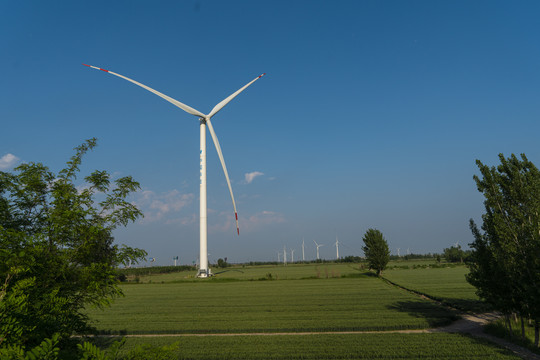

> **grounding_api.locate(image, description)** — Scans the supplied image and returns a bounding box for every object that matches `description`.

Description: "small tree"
[0,139,147,350]
[362,229,390,276]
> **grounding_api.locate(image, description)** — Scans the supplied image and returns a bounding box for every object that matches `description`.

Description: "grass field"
[87,262,519,359]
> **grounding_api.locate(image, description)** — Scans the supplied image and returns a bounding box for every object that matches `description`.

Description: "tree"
[217,258,229,268]
[362,228,390,276]
[0,139,147,351]
[467,153,540,346]
[442,245,471,263]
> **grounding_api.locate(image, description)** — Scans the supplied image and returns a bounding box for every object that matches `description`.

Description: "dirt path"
[427,312,540,360]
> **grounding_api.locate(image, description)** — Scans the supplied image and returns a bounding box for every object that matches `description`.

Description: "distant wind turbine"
[283,246,287,265]
[291,249,295,263]
[313,240,324,260]
[334,236,340,260]
[302,238,305,261]
[83,64,265,278]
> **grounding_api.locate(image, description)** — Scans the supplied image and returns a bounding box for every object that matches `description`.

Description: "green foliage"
[0,139,147,350]
[362,228,390,276]
[77,338,125,360]
[216,258,229,268]
[442,245,471,263]
[467,153,540,345]
[0,333,60,360]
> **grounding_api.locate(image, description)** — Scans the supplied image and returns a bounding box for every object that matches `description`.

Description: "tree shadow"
[388,300,460,328]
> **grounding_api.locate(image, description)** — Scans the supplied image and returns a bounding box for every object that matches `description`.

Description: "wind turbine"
[291,248,295,263]
[283,246,287,265]
[302,237,305,261]
[313,240,324,260]
[397,248,400,257]
[334,236,340,260]
[83,64,265,278]
[277,251,281,263]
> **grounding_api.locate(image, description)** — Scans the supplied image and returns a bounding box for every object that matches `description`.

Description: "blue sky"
[2,1,540,265]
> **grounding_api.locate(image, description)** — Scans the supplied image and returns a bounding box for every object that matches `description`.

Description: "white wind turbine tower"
[313,240,324,260]
[84,64,265,278]
[283,246,287,265]
[290,249,295,263]
[334,236,340,260]
[397,248,400,257]
[302,238,305,261]
[277,251,281,263]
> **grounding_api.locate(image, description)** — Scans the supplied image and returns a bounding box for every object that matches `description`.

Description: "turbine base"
[196,268,214,278]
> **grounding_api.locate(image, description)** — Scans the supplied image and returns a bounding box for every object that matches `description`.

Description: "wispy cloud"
[0,153,20,170]
[244,171,264,184]
[133,189,194,224]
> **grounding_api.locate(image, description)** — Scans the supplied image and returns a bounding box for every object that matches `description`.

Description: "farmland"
[114,333,519,359]
[383,264,484,311]
[86,262,522,359]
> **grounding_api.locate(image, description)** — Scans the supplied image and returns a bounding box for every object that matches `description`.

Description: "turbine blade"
[205,118,239,235]
[208,73,266,119]
[83,64,205,118]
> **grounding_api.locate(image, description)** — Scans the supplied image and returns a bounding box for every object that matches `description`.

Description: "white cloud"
[244,171,264,184]
[133,189,194,224]
[0,153,20,170]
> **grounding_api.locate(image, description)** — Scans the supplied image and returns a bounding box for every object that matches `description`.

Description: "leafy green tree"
[0,139,147,350]
[467,153,540,346]
[217,258,230,268]
[442,245,471,263]
[362,229,390,276]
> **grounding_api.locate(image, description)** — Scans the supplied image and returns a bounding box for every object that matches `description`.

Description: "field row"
[114,333,520,359]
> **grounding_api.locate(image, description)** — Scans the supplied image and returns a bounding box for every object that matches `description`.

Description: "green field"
[131,263,365,283]
[383,265,484,311]
[113,333,519,359]
[87,262,519,359]
[88,276,456,334]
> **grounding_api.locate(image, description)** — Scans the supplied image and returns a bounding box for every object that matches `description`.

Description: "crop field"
[382,265,484,311]
[88,262,519,359]
[87,276,457,334]
[113,333,519,359]
[131,262,365,283]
